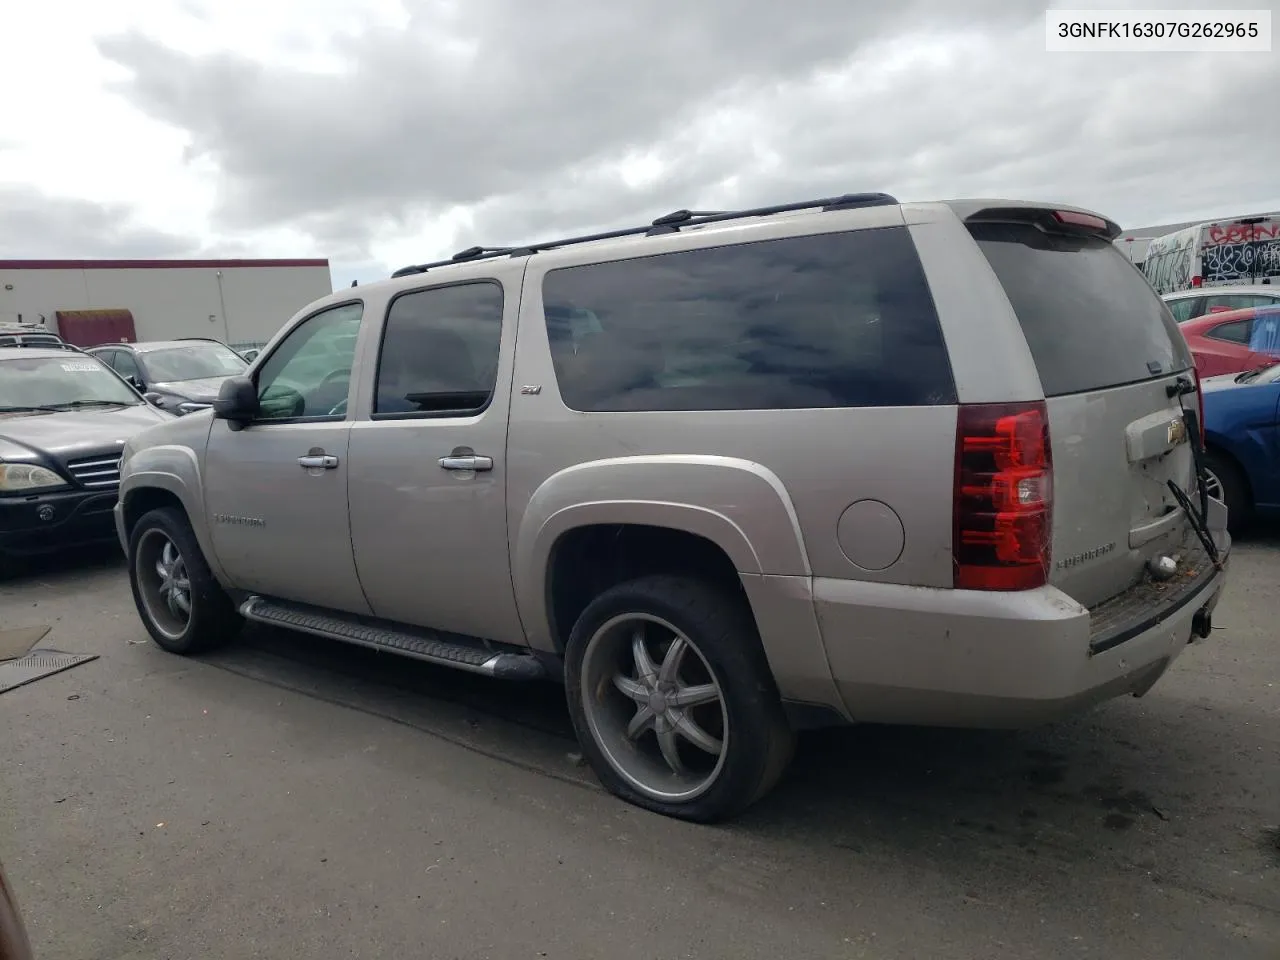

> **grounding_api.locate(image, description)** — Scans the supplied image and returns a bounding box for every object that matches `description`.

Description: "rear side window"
[541,227,956,412]
[1166,297,1200,323]
[970,222,1192,397]
[1207,319,1252,344]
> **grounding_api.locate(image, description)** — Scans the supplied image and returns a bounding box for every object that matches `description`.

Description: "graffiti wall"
[1142,228,1197,294]
[1201,221,1280,284]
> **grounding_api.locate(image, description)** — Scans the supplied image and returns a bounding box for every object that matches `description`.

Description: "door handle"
[439,455,493,472]
[298,454,339,469]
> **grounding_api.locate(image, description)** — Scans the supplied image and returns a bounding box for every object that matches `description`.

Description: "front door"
[204,300,371,615]
[347,275,525,645]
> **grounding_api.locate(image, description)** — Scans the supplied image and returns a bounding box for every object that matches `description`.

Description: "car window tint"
[1204,294,1274,313]
[254,302,364,420]
[970,222,1191,397]
[1208,319,1253,344]
[113,351,141,379]
[541,227,956,412]
[374,281,504,416]
[1166,297,1199,323]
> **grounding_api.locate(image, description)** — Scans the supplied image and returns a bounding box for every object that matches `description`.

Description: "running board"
[238,596,547,681]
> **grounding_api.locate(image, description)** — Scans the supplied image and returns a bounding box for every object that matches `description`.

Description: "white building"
[0,258,333,351]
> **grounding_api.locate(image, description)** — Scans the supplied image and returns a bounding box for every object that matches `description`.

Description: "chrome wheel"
[135,529,192,641]
[580,612,729,803]
[1202,468,1224,502]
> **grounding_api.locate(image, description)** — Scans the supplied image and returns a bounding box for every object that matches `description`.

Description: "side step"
[238,596,547,681]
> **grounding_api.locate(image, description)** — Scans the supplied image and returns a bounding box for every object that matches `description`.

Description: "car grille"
[66,454,123,490]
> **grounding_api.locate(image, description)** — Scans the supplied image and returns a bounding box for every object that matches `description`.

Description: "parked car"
[85,339,249,415]
[115,194,1230,823]
[0,861,33,960]
[1180,304,1280,378]
[1162,284,1280,324]
[1200,360,1280,533]
[0,347,172,573]
[0,323,74,351]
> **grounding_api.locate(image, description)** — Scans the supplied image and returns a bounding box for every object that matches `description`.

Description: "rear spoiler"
[947,201,1123,241]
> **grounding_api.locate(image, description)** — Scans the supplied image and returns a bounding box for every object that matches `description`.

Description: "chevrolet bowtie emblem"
[1167,417,1188,446]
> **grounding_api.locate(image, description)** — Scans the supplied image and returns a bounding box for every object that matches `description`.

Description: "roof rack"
[390,191,898,278]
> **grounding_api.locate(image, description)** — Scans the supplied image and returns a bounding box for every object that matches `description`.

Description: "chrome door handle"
[439,455,493,472]
[298,454,339,469]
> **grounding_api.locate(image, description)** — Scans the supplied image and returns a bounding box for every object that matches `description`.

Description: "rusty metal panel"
[54,309,137,347]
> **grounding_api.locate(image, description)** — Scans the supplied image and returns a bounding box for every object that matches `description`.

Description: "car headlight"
[0,463,68,493]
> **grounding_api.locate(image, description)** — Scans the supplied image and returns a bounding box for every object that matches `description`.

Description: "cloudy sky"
[1,0,1275,288]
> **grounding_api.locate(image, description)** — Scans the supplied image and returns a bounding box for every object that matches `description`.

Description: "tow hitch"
[1191,606,1213,640]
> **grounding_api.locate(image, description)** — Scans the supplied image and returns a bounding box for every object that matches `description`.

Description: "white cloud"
[0,0,1276,287]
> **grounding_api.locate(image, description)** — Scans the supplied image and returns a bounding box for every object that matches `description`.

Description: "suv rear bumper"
[808,535,1229,729]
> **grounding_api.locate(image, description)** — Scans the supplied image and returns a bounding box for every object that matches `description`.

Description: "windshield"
[0,355,141,410]
[143,343,248,382]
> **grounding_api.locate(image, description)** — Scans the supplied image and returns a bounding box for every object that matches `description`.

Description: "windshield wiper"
[45,399,136,409]
[1235,361,1279,383]
[0,400,135,413]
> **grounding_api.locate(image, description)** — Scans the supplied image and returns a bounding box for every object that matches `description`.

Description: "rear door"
[967,216,1203,609]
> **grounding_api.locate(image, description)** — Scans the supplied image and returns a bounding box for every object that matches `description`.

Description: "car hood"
[150,376,236,402]
[0,404,172,459]
[1200,367,1276,395]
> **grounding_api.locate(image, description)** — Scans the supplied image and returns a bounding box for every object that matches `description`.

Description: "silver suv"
[115,193,1231,822]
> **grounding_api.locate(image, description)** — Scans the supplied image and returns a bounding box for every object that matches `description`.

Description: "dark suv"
[87,339,250,415]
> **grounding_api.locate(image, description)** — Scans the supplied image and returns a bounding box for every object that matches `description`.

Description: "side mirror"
[143,392,165,407]
[212,376,259,430]
[127,375,145,391]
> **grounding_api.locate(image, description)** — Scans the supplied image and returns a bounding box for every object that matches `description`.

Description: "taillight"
[953,402,1053,591]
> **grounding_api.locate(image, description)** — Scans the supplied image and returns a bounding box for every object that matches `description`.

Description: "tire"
[127,506,241,655]
[564,574,795,823]
[1203,450,1251,535]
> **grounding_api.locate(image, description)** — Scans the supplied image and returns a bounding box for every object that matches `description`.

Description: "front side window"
[541,227,956,412]
[374,281,504,416]
[113,351,142,380]
[0,354,143,411]
[254,302,364,421]
[141,342,247,383]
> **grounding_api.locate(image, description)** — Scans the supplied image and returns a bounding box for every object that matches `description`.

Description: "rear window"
[541,226,957,412]
[971,222,1193,397]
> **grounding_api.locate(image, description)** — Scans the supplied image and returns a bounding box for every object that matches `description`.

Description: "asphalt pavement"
[1,536,1277,960]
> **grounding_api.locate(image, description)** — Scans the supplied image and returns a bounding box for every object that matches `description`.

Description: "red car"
[1181,304,1280,378]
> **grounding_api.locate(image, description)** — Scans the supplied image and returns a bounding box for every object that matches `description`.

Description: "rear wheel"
[564,575,794,823]
[1202,450,1251,534]
[128,507,241,654]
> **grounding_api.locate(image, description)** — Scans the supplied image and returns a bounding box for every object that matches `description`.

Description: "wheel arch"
[118,445,228,586]
[512,455,812,655]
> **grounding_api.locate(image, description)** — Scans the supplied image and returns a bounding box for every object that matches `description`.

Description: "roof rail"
[390,191,898,278]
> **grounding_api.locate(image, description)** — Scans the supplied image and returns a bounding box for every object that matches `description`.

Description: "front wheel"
[127,506,241,654]
[564,575,794,823]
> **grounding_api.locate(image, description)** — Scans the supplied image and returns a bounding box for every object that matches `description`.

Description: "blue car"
[1200,361,1280,532]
